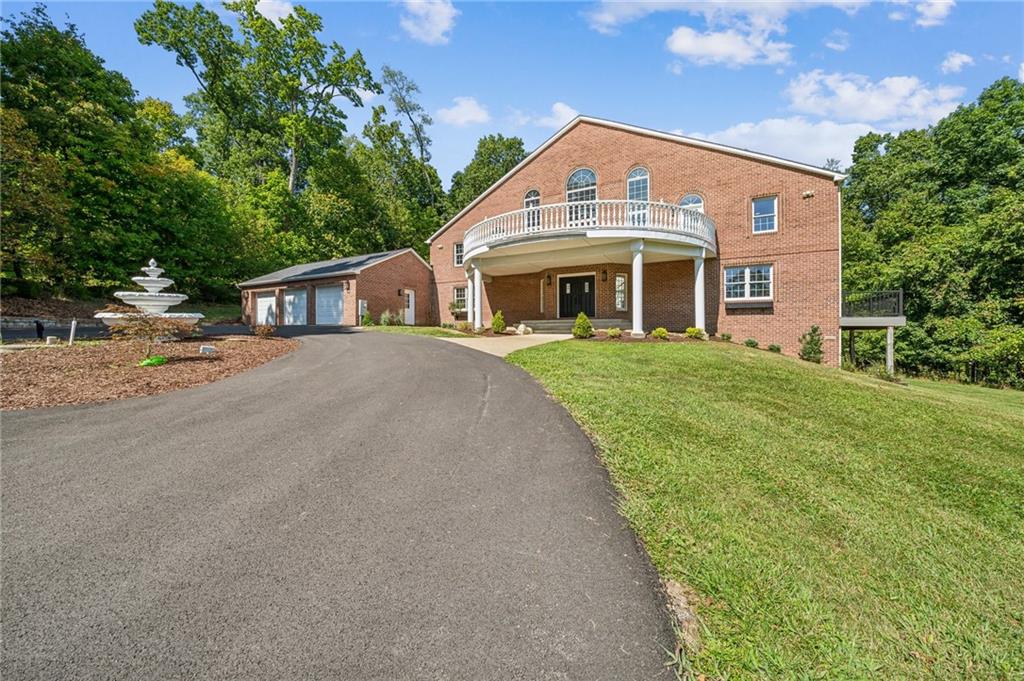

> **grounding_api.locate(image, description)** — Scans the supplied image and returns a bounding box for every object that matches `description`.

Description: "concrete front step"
[520,318,629,333]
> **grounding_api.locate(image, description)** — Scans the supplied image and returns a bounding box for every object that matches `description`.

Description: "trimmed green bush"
[744,338,759,348]
[360,311,374,326]
[492,310,506,334]
[572,312,594,339]
[607,327,622,339]
[686,327,707,340]
[799,325,824,363]
[720,332,732,342]
[651,327,670,340]
[768,344,782,353]
[456,321,474,333]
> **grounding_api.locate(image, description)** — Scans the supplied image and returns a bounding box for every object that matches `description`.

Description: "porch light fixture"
[545,274,552,286]
[398,288,403,297]
[601,270,608,282]
[344,281,350,291]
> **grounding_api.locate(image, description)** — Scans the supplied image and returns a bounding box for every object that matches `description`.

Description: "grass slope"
[508,340,1024,679]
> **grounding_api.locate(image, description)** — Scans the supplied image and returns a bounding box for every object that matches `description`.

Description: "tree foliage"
[842,77,1024,383]
[446,134,527,217]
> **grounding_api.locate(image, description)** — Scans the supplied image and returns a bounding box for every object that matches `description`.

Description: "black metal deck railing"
[841,290,904,317]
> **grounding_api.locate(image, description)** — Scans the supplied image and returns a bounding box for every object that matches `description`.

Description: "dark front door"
[559,275,596,318]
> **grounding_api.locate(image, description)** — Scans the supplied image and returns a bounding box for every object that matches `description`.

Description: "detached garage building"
[239,248,434,327]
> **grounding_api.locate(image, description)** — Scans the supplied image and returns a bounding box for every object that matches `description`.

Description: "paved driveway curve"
[1,331,673,680]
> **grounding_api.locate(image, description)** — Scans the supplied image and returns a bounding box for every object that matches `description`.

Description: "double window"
[752,196,778,233]
[524,189,541,228]
[626,167,649,225]
[725,265,773,300]
[453,242,464,266]
[566,168,597,225]
[614,274,628,312]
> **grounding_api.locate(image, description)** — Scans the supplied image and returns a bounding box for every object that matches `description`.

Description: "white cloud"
[255,0,293,23]
[888,0,955,27]
[436,96,490,126]
[399,0,459,45]
[785,69,964,128]
[940,51,974,74]
[666,26,791,66]
[914,0,954,27]
[667,60,684,76]
[354,88,379,105]
[823,29,850,52]
[535,102,579,128]
[685,116,873,168]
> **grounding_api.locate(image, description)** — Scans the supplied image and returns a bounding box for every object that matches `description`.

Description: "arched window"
[566,168,597,224]
[679,193,704,214]
[524,189,541,228]
[627,167,649,225]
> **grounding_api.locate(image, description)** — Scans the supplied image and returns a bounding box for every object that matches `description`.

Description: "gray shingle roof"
[238,249,413,287]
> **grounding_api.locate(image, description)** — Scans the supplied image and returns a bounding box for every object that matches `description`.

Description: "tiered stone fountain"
[95,259,204,326]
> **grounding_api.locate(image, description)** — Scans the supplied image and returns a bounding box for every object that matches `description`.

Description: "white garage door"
[316,285,344,325]
[283,289,307,325]
[255,293,276,325]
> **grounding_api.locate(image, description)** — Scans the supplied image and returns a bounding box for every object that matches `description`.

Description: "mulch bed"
[0,336,298,411]
[584,330,703,343]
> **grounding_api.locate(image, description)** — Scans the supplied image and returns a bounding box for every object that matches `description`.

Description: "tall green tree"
[446,134,527,217]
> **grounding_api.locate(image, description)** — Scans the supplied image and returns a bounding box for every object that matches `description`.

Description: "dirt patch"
[663,579,703,654]
[0,336,298,410]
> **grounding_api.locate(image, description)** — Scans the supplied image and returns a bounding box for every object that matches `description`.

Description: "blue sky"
[6,1,1022,185]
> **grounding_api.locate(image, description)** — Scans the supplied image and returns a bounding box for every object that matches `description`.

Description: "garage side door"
[283,289,307,325]
[315,285,343,325]
[255,293,276,325]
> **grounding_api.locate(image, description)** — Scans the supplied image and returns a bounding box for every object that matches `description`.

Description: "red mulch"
[0,296,112,320]
[0,336,299,411]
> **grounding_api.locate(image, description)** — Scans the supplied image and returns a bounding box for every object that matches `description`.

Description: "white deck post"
[886,325,895,375]
[693,255,705,331]
[631,240,644,338]
[473,266,483,330]
[465,270,474,326]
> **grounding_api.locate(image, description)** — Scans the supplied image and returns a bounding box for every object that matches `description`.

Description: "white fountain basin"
[131,276,174,294]
[95,312,204,327]
[115,292,187,315]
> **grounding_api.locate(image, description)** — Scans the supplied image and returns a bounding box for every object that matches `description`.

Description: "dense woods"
[1,3,1020,381]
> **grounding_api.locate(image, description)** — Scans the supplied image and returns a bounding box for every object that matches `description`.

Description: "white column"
[886,326,895,375]
[631,240,644,338]
[473,266,483,330]
[693,255,705,331]
[465,270,474,326]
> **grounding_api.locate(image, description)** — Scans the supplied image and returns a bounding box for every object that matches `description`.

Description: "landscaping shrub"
[651,327,670,340]
[104,305,194,359]
[360,311,374,326]
[607,327,622,339]
[686,327,708,340]
[799,325,824,363]
[456,321,474,333]
[744,338,759,348]
[768,344,782,353]
[448,299,465,318]
[720,332,732,342]
[379,310,404,326]
[251,324,275,339]
[440,322,454,329]
[572,312,594,339]
[491,310,506,334]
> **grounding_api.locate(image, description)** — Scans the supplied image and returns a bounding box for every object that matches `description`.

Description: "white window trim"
[724,264,774,301]
[453,242,464,266]
[679,193,705,214]
[565,168,598,203]
[752,195,778,234]
[614,273,628,312]
[453,286,467,305]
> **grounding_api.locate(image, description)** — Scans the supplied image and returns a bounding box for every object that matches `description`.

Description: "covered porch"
[461,199,717,336]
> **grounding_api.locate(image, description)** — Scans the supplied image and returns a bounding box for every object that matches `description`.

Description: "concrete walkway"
[440,332,572,357]
[1,331,673,680]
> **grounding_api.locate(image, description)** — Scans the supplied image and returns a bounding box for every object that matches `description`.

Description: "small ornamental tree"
[572,312,593,338]
[104,305,193,359]
[491,310,506,333]
[799,325,824,363]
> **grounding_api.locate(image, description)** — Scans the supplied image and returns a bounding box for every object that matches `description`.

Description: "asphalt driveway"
[1,331,674,680]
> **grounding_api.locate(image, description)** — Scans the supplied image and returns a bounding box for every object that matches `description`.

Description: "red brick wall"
[356,250,436,326]
[431,120,841,364]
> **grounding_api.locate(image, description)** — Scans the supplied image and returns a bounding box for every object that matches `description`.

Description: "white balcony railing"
[462,199,717,256]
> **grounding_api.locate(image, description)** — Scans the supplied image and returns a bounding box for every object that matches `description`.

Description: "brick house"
[429,116,851,364]
[239,248,433,327]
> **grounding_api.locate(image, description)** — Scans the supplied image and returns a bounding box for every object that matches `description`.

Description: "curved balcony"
[462,199,717,260]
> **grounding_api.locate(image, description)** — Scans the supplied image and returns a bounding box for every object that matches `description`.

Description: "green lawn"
[507,340,1024,679]
[191,302,242,323]
[363,325,468,338]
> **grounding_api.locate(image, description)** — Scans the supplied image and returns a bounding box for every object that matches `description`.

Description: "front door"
[404,290,416,325]
[559,275,596,318]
